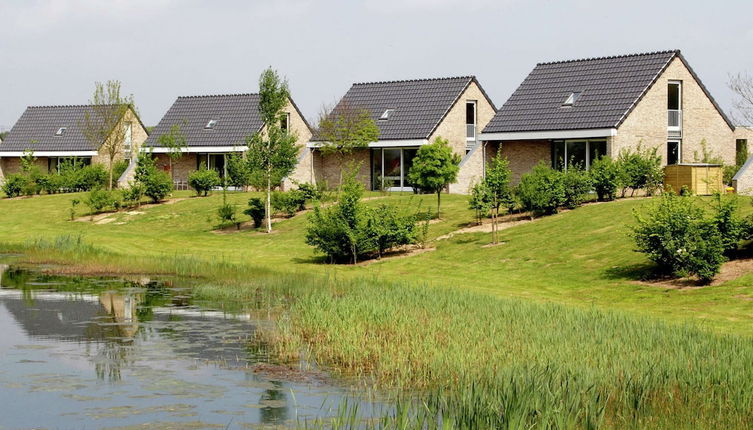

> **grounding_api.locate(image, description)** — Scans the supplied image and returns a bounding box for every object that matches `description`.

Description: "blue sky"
[1,0,751,129]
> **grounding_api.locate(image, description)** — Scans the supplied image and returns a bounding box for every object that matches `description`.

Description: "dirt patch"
[632,258,753,289]
[355,246,436,266]
[436,213,535,242]
[74,198,189,223]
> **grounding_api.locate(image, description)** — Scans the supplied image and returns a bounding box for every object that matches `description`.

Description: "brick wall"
[613,57,735,165]
[496,140,551,184]
[313,148,370,190]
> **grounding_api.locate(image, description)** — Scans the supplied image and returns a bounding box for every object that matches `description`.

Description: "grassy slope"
[2,191,753,334]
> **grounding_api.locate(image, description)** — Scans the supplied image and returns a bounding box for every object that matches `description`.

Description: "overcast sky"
[1,0,752,131]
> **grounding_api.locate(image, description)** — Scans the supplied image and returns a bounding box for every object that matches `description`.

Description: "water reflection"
[0,265,386,428]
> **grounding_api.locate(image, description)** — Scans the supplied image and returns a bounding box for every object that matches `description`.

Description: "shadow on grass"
[603,262,662,282]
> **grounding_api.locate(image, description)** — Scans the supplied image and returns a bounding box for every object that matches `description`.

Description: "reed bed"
[5,236,753,428]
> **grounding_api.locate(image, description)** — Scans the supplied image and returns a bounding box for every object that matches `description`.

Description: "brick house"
[309,76,496,193]
[144,93,313,189]
[0,105,147,182]
[478,50,737,183]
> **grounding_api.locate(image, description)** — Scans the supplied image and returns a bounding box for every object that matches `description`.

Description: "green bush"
[296,182,322,202]
[632,193,726,283]
[84,188,119,214]
[589,156,620,201]
[617,146,663,196]
[562,165,592,209]
[188,168,221,196]
[1,174,29,198]
[77,165,108,191]
[306,174,418,263]
[363,204,418,258]
[468,181,491,224]
[271,190,306,217]
[244,197,266,228]
[35,174,64,195]
[121,183,145,208]
[217,203,238,225]
[516,162,565,215]
[711,194,747,254]
[142,170,173,203]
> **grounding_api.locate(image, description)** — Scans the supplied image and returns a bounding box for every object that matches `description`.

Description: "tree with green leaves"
[316,101,379,188]
[407,136,460,219]
[483,150,515,244]
[157,123,187,182]
[80,80,135,190]
[245,68,299,233]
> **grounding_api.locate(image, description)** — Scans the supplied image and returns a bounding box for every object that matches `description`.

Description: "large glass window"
[551,139,606,170]
[371,148,419,191]
[197,153,228,178]
[48,157,91,173]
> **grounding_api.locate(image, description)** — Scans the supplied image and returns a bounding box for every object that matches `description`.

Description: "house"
[732,126,753,194]
[142,93,313,189]
[309,76,497,193]
[478,50,736,183]
[0,104,147,182]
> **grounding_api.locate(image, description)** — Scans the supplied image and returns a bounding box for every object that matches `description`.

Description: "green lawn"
[2,190,753,334]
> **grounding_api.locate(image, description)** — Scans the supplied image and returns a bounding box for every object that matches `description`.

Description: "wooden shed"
[664,163,723,195]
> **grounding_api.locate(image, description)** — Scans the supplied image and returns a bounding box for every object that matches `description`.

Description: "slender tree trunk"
[108,154,114,190]
[169,157,174,182]
[436,190,441,219]
[266,174,272,233]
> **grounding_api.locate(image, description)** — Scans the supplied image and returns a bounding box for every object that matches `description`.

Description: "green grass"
[2,191,753,334]
[3,191,753,427]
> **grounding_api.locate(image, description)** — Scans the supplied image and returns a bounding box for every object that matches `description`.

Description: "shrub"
[468,181,491,224]
[562,165,592,209]
[1,174,29,198]
[632,193,726,283]
[306,174,368,263]
[244,197,266,228]
[188,168,221,196]
[306,173,419,263]
[711,194,747,254]
[589,156,620,201]
[363,204,418,258]
[121,183,145,208]
[77,165,108,191]
[296,182,322,202]
[84,188,118,214]
[35,174,64,195]
[142,170,173,203]
[616,146,663,196]
[271,190,306,217]
[516,162,565,215]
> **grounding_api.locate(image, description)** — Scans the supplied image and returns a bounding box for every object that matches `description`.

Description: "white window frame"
[205,119,218,129]
[55,127,67,136]
[379,109,395,121]
[373,147,415,192]
[667,140,682,165]
[466,100,477,142]
[554,139,607,170]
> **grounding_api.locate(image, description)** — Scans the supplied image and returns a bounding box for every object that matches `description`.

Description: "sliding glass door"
[371,148,418,191]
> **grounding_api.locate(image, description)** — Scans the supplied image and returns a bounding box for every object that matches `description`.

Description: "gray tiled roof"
[0,105,102,152]
[312,76,492,141]
[483,50,732,134]
[146,94,266,148]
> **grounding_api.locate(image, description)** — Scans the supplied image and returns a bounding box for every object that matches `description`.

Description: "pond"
[0,264,386,429]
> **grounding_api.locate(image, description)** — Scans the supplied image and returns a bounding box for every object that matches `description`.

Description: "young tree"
[157,123,187,182]
[407,136,461,219]
[316,101,380,188]
[484,150,514,244]
[245,68,299,233]
[80,80,135,190]
[729,72,753,126]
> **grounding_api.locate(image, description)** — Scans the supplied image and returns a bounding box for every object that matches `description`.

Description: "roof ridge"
[536,50,679,66]
[352,75,474,86]
[27,104,97,109]
[177,93,260,99]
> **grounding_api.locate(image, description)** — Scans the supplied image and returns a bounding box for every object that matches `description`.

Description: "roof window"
[562,92,582,107]
[379,109,395,120]
[55,127,67,136]
[205,119,218,129]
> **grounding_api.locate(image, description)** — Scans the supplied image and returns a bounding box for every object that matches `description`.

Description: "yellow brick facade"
[612,57,735,165]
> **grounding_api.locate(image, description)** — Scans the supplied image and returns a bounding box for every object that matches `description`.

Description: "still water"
[0,264,383,429]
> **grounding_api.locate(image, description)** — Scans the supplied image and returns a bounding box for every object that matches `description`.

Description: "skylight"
[55,127,67,136]
[379,109,395,120]
[562,92,582,107]
[205,119,218,129]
